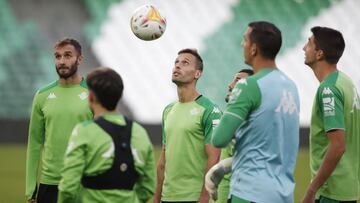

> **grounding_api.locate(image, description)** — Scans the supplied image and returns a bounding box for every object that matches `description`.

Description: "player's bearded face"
[172,53,199,85]
[56,59,79,79]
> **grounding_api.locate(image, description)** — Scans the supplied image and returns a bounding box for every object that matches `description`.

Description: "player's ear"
[250,43,257,56]
[194,69,202,79]
[88,90,95,104]
[77,55,84,65]
[316,49,324,61]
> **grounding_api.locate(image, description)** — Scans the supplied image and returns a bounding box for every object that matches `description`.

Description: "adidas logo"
[47,92,57,99]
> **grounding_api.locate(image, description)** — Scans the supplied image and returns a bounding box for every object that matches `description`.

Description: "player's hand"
[205,164,219,200]
[205,157,233,200]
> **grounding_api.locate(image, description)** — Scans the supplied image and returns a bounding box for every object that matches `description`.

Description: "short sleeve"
[317,85,345,132]
[202,105,222,144]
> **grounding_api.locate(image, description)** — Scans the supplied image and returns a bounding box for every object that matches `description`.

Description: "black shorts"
[315,196,357,203]
[36,183,58,203]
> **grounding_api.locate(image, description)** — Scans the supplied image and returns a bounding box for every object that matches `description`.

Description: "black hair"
[86,67,124,111]
[311,26,345,64]
[248,21,282,60]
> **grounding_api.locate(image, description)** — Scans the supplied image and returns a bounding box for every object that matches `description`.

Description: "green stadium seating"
[0,0,55,119]
[198,0,332,110]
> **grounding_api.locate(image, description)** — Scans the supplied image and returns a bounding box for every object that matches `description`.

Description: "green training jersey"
[161,95,222,201]
[58,114,156,203]
[26,79,93,199]
[310,71,360,200]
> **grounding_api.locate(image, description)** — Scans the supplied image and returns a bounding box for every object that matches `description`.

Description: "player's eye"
[182,61,189,65]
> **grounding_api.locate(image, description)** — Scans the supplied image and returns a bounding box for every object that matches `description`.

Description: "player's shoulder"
[79,78,88,89]
[162,101,176,115]
[196,95,216,107]
[318,72,342,96]
[164,101,176,110]
[75,120,95,133]
[195,95,221,113]
[37,80,59,94]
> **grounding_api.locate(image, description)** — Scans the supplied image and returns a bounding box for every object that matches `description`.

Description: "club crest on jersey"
[79,92,88,100]
[190,107,200,115]
[47,92,57,99]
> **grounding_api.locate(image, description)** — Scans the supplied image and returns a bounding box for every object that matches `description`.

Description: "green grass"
[0,145,310,203]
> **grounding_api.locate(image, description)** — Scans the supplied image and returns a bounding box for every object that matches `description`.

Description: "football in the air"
[130,5,166,41]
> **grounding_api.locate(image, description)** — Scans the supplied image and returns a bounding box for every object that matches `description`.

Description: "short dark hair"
[54,38,82,56]
[239,69,254,76]
[178,48,203,71]
[86,67,124,111]
[248,21,282,60]
[311,26,345,64]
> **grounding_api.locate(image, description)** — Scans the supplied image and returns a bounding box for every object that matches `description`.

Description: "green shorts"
[228,195,253,203]
[316,196,357,203]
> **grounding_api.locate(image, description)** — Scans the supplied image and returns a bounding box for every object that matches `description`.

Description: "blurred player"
[214,69,254,203]
[211,21,300,203]
[57,67,155,203]
[154,49,222,203]
[301,27,360,203]
[25,38,93,203]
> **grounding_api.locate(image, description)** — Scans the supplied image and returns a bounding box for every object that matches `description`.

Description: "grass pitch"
[0,144,310,203]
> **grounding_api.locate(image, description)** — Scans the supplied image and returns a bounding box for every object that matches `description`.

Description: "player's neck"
[252,57,277,73]
[58,73,82,86]
[93,106,118,118]
[176,85,200,103]
[312,62,337,82]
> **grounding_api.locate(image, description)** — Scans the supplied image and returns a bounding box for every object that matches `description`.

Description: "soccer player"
[301,27,360,203]
[154,49,222,203]
[215,69,254,203]
[211,21,300,203]
[25,38,93,203]
[57,67,156,203]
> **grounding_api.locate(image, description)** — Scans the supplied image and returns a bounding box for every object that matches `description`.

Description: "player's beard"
[56,61,79,79]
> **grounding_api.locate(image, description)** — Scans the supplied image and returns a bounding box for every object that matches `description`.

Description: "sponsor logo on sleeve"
[322,87,335,116]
